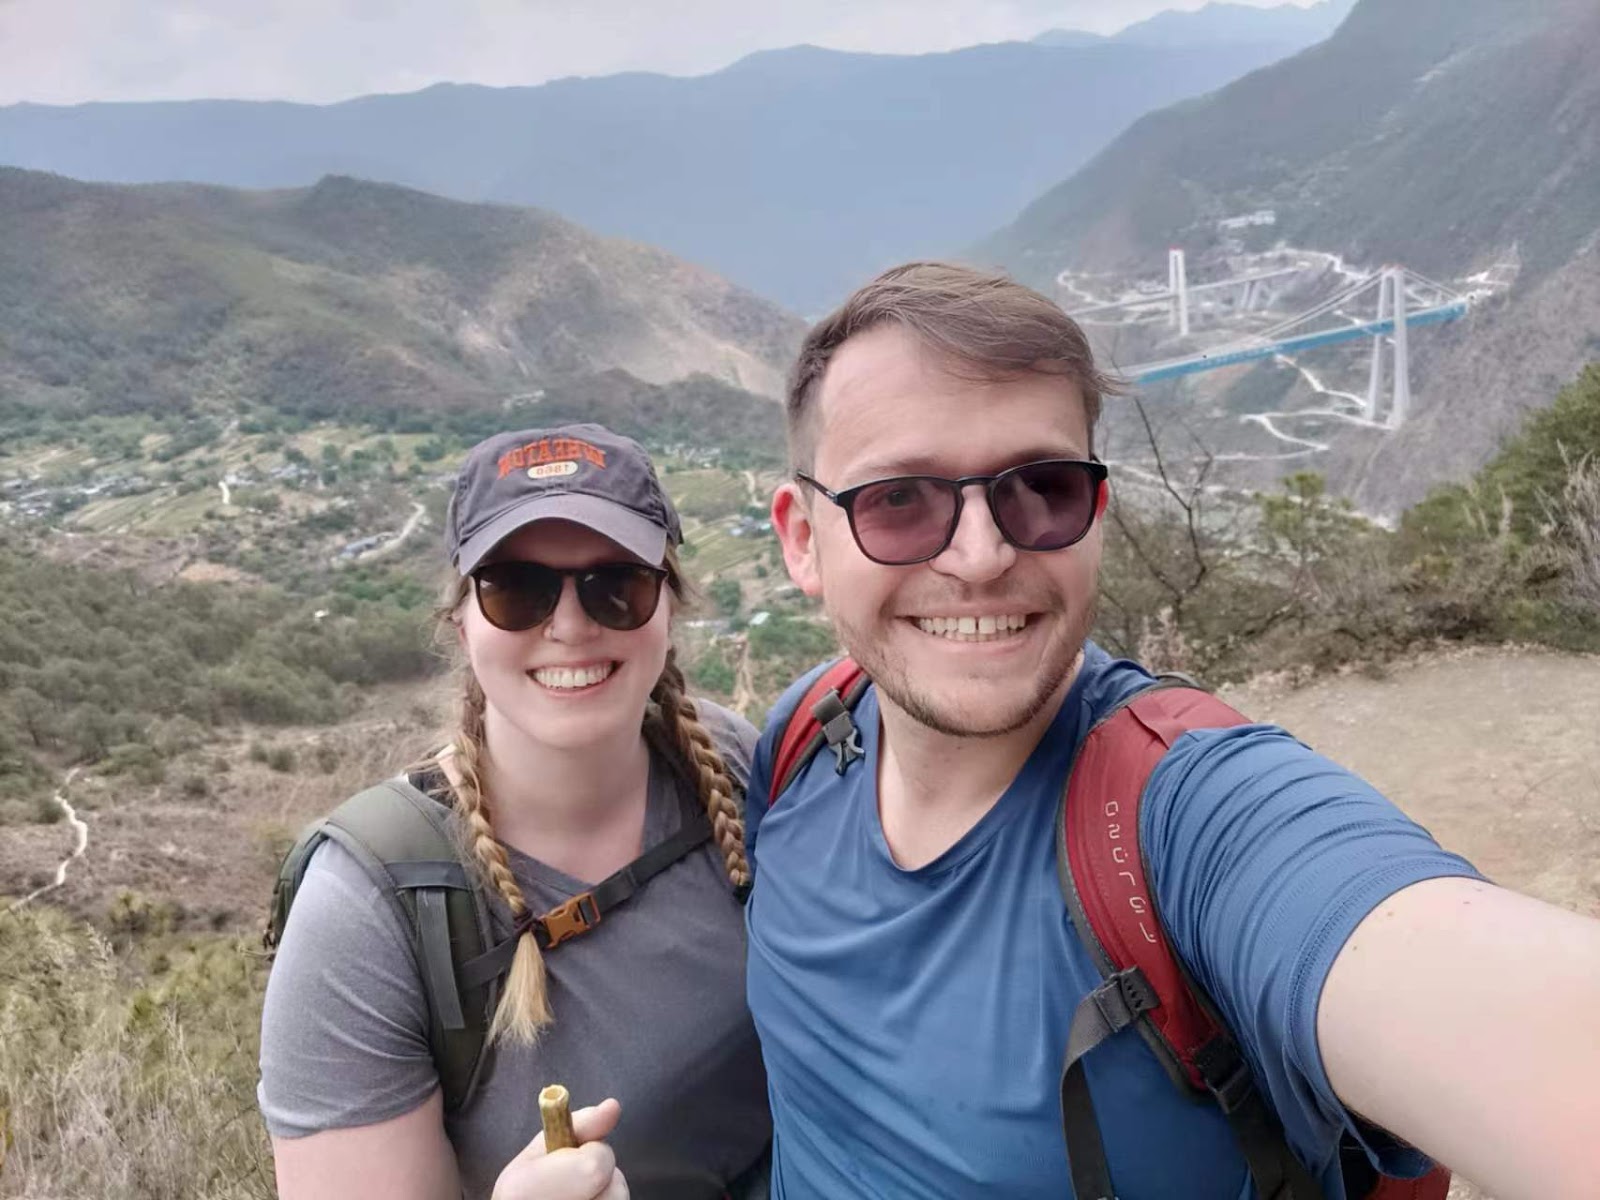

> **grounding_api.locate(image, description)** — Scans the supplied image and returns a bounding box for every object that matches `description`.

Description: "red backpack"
[765,658,1450,1200]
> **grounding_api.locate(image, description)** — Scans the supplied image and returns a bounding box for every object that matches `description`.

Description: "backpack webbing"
[266,779,497,1113]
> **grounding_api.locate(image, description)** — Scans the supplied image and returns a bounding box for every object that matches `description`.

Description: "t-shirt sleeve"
[1141,724,1485,1177]
[258,840,440,1138]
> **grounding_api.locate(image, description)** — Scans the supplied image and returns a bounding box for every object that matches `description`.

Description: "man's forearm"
[1318,878,1600,1198]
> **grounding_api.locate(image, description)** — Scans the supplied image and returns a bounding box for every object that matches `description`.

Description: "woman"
[259,424,770,1200]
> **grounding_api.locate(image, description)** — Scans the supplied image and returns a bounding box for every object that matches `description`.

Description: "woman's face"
[458,519,673,755]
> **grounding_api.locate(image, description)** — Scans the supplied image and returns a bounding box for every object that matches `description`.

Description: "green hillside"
[0,169,802,426]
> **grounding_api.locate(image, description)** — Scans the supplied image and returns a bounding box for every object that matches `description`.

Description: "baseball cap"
[445,423,683,576]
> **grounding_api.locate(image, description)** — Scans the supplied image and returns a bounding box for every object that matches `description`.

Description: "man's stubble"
[825,591,1099,740]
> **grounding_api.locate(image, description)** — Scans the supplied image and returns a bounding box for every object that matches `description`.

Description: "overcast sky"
[0,0,1318,107]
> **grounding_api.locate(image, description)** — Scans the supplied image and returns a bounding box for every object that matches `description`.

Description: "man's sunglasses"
[471,561,668,633]
[795,458,1109,567]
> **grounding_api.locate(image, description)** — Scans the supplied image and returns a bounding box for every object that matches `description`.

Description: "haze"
[0,0,1323,106]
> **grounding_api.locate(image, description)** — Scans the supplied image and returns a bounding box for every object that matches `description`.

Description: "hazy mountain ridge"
[0,38,1335,313]
[0,168,802,421]
[1036,0,1355,50]
[985,0,1600,514]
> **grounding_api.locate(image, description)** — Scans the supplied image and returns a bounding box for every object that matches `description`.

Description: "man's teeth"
[532,663,615,690]
[914,614,1029,641]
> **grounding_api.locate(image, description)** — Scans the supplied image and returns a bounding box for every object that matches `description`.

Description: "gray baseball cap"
[445,423,683,576]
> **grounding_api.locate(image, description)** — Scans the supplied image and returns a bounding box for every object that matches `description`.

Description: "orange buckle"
[539,892,601,948]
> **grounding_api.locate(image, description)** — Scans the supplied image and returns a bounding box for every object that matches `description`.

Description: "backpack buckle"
[540,892,601,948]
[1207,1053,1256,1115]
[814,691,865,775]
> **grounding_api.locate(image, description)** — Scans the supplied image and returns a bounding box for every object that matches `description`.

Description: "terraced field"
[685,518,773,575]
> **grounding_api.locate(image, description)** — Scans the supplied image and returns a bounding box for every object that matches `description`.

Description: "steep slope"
[0,169,801,420]
[0,40,1329,313]
[994,0,1599,277]
[987,0,1600,513]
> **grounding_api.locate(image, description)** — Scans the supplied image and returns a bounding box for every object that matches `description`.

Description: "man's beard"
[826,595,1097,740]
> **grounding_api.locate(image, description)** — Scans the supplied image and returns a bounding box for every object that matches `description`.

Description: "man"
[745,262,1600,1198]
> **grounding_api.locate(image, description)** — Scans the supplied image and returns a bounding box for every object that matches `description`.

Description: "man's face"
[773,324,1103,739]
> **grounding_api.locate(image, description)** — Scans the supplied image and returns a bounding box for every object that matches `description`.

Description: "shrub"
[107,890,179,937]
[0,908,273,1199]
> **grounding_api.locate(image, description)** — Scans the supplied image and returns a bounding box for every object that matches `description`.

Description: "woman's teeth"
[914,614,1029,642]
[532,663,615,690]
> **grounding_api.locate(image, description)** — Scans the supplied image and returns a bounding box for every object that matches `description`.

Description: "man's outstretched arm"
[1318,876,1600,1199]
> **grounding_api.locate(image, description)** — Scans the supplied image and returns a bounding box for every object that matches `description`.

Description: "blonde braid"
[650,649,751,890]
[450,672,554,1045]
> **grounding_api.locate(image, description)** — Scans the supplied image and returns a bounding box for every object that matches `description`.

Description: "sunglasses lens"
[992,461,1099,551]
[474,562,562,631]
[848,477,959,564]
[575,565,665,631]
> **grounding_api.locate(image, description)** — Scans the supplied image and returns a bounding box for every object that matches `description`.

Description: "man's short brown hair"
[785,261,1120,469]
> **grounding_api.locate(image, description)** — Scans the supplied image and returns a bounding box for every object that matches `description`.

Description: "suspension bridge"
[1063,250,1476,431]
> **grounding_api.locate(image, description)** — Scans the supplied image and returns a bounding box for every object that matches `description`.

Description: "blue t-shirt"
[744,643,1482,1199]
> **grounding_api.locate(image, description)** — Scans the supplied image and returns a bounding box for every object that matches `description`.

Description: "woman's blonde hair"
[433,545,748,1046]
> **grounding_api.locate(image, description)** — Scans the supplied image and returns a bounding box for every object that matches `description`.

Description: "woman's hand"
[492,1098,628,1200]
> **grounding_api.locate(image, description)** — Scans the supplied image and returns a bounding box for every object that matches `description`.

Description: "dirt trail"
[731,634,757,715]
[4,767,87,913]
[1222,646,1600,920]
[1223,647,1600,1200]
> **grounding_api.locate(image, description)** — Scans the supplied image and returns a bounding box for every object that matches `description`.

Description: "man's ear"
[772,481,823,598]
[1095,478,1111,521]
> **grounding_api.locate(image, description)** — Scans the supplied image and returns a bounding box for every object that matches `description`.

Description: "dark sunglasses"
[795,458,1109,567]
[471,561,668,633]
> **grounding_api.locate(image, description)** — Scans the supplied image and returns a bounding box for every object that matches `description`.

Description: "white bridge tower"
[1366,266,1412,429]
[1167,248,1191,338]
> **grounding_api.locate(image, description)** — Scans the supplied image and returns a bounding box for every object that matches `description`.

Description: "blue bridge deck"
[1128,301,1469,384]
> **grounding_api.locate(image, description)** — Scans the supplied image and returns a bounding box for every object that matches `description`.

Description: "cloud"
[0,0,1315,106]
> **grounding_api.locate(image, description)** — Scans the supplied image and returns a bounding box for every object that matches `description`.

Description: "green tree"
[708,576,743,618]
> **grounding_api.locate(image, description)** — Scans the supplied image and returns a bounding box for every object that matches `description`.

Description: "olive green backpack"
[265,772,717,1113]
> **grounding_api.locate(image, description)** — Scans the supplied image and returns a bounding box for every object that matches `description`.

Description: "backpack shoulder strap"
[1059,681,1250,1085]
[1056,680,1326,1200]
[1055,682,1451,1200]
[768,657,870,800]
[266,778,497,1116]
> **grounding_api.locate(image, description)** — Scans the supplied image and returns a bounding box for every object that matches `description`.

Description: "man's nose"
[929,486,1016,584]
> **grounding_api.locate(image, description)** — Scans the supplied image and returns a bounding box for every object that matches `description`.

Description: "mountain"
[987,0,1600,514]
[0,168,802,422]
[1,40,1326,314]
[1036,1,1355,50]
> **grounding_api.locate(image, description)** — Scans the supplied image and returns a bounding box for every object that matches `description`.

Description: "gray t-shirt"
[258,704,770,1200]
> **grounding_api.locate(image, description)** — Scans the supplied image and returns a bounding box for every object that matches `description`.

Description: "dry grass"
[0,907,274,1200]
[1550,452,1600,609]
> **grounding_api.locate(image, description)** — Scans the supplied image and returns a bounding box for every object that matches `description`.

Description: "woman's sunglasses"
[471,561,668,633]
[795,458,1109,567]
